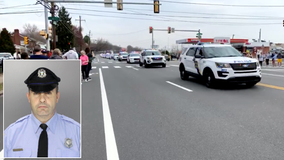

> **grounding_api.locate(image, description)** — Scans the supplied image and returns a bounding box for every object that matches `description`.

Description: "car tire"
[144,61,148,68]
[246,82,257,88]
[203,70,216,88]
[139,61,143,66]
[180,66,188,80]
[162,64,166,68]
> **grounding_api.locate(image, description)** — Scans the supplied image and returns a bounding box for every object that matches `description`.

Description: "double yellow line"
[257,83,284,91]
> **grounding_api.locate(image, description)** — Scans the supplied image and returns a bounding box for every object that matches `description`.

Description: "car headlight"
[215,62,231,68]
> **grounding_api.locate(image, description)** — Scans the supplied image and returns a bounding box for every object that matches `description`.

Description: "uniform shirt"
[29,55,49,59]
[4,112,80,158]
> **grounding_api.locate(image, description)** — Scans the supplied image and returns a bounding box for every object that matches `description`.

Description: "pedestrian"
[50,48,63,59]
[272,52,276,67]
[85,47,93,80]
[4,67,80,158]
[277,52,282,67]
[20,52,29,59]
[30,45,49,59]
[265,53,270,66]
[62,47,78,59]
[258,53,264,66]
[80,50,89,82]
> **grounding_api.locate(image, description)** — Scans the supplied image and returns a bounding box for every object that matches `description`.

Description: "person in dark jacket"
[30,45,49,59]
[85,48,93,79]
[50,48,63,59]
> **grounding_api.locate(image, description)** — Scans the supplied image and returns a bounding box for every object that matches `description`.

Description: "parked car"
[0,52,14,65]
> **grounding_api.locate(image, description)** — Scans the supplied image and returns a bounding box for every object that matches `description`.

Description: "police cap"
[24,67,61,93]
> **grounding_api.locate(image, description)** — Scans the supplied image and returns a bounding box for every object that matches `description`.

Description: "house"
[10,29,46,54]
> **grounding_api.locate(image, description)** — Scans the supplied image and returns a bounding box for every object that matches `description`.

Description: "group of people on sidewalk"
[12,45,95,82]
[257,52,282,67]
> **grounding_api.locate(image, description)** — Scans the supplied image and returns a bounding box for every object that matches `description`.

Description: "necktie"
[38,124,48,157]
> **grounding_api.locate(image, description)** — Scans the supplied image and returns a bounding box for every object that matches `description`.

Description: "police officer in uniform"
[4,67,80,158]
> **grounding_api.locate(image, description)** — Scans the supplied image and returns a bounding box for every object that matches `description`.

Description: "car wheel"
[144,61,148,68]
[162,64,166,68]
[204,70,216,88]
[246,82,257,88]
[139,61,143,66]
[180,66,188,80]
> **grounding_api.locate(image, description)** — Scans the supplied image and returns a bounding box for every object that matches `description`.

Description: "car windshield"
[120,53,128,55]
[203,46,243,58]
[145,51,161,56]
[0,54,9,57]
[114,53,119,56]
[130,54,140,57]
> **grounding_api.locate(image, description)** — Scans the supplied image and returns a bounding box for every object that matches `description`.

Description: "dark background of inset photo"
[3,60,81,129]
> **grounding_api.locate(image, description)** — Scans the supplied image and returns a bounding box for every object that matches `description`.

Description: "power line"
[69,12,280,25]
[0,4,37,9]
[162,0,284,8]
[65,7,284,21]
[0,11,43,15]
[64,4,284,19]
[96,29,147,36]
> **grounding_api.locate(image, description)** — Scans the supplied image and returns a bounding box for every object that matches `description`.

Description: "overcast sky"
[1,0,284,49]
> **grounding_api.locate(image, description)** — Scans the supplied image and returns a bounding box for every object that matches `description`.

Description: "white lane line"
[99,69,120,160]
[170,65,179,67]
[262,73,284,78]
[0,149,3,159]
[132,67,139,71]
[98,59,100,62]
[166,81,193,92]
[102,66,109,69]
[125,66,132,68]
[92,66,97,69]
[101,62,105,63]
[114,66,121,68]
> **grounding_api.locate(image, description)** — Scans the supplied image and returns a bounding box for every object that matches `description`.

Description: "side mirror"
[195,54,204,58]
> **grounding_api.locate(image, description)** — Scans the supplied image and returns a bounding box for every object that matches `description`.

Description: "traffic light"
[45,33,49,40]
[283,20,284,27]
[168,27,171,34]
[149,26,153,33]
[154,0,159,13]
[68,42,71,45]
[117,0,123,10]
[24,36,28,45]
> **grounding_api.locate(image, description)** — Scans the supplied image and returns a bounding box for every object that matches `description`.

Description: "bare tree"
[22,23,45,43]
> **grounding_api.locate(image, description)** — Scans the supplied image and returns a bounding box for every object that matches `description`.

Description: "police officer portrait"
[3,60,81,158]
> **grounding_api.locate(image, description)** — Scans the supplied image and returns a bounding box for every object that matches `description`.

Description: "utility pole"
[89,30,91,45]
[75,16,85,51]
[50,2,56,49]
[44,0,50,50]
[232,34,235,39]
[258,28,261,42]
[152,31,154,49]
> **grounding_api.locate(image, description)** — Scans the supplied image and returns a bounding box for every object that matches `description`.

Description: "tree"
[0,28,16,53]
[23,24,45,43]
[56,6,74,52]
[72,25,85,51]
[84,35,91,44]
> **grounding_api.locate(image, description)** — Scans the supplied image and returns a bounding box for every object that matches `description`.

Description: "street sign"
[104,0,112,7]
[171,28,175,33]
[48,16,60,21]
[196,32,203,36]
[213,37,230,44]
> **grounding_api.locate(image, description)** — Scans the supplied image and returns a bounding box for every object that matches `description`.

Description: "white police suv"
[139,49,167,68]
[179,43,261,88]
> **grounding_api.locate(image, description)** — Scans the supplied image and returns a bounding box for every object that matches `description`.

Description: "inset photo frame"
[3,60,81,158]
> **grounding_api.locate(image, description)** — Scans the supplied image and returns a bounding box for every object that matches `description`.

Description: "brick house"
[10,29,45,54]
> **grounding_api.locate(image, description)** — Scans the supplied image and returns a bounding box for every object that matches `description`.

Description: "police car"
[139,49,167,68]
[179,43,261,88]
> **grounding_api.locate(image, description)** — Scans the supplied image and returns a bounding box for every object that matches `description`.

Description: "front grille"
[151,57,163,61]
[134,58,140,60]
[230,63,256,70]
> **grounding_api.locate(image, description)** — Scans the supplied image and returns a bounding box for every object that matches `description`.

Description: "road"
[81,57,284,160]
[2,57,284,159]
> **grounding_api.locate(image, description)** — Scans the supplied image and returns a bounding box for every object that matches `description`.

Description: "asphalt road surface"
[3,57,284,160]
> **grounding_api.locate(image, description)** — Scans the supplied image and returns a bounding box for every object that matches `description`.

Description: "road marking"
[262,73,284,78]
[0,149,3,159]
[170,65,179,67]
[125,66,132,68]
[101,62,105,63]
[94,62,98,63]
[98,59,100,62]
[166,81,193,92]
[257,83,284,91]
[92,66,97,69]
[99,69,120,160]
[132,67,139,71]
[102,66,109,69]
[114,66,121,68]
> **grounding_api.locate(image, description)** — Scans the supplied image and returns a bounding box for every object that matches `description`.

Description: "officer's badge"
[65,138,73,148]
[38,69,46,78]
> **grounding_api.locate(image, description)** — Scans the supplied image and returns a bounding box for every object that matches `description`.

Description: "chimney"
[14,29,20,45]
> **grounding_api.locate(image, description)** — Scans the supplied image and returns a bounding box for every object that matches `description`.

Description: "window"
[186,48,195,56]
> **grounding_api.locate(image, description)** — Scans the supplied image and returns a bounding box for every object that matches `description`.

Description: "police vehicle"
[179,43,261,88]
[139,49,167,68]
